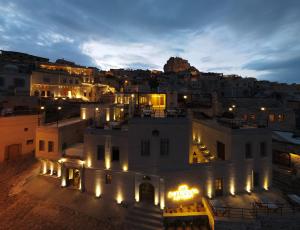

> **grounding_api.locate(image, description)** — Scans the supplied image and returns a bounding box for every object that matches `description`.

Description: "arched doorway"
[139,182,155,204]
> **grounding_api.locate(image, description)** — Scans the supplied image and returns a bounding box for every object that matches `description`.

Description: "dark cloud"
[0,0,300,82]
[243,56,300,82]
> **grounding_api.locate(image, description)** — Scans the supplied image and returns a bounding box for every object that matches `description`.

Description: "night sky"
[1,0,300,82]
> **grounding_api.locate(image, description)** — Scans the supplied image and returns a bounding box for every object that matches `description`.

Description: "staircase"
[273,169,300,195]
[125,203,164,230]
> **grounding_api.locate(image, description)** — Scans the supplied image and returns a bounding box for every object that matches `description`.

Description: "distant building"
[0,114,38,162]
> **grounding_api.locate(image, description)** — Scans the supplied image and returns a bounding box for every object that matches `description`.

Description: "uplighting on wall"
[230,181,235,196]
[95,185,101,198]
[122,165,128,172]
[263,176,269,191]
[116,193,123,204]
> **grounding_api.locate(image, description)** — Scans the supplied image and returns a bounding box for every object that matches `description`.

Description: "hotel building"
[36,93,272,212]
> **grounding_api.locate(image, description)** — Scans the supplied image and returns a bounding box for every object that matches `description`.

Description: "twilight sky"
[1,0,300,83]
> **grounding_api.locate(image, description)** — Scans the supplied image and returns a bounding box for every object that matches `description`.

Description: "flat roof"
[44,118,82,128]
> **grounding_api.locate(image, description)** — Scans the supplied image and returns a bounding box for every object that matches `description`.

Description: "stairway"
[272,169,300,195]
[125,203,164,230]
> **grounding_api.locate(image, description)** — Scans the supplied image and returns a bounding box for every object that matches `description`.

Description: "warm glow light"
[263,177,269,190]
[160,194,165,210]
[123,165,128,172]
[106,108,110,121]
[87,158,92,167]
[232,105,236,108]
[42,160,47,174]
[40,106,45,110]
[95,107,99,111]
[58,158,66,163]
[57,164,61,177]
[131,94,135,98]
[207,185,212,199]
[95,185,101,197]
[229,107,233,111]
[116,194,123,204]
[260,107,266,111]
[105,160,111,170]
[246,179,251,193]
[120,108,124,112]
[230,181,235,196]
[135,187,140,202]
[155,192,159,205]
[168,185,199,201]
[183,95,187,99]
[50,162,54,175]
[61,177,66,187]
[81,108,86,120]
[58,106,62,110]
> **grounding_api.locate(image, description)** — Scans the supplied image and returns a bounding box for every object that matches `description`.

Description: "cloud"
[0,0,300,82]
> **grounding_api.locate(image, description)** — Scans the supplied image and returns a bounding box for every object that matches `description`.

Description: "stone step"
[133,203,163,215]
[124,219,163,230]
[129,208,163,222]
[126,215,163,229]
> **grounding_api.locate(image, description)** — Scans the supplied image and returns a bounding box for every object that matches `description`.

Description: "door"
[215,178,223,197]
[5,144,21,161]
[139,183,155,204]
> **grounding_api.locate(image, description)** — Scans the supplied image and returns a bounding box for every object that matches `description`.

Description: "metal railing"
[211,203,300,219]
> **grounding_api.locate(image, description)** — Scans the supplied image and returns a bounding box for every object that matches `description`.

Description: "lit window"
[269,114,275,122]
[278,114,285,122]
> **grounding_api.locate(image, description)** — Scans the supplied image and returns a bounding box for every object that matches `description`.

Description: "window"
[160,138,169,156]
[215,178,223,196]
[14,78,25,87]
[69,79,73,84]
[112,146,120,161]
[245,143,252,159]
[105,174,112,184]
[278,114,285,122]
[48,141,54,152]
[39,140,45,151]
[26,139,33,145]
[269,114,275,122]
[97,145,105,160]
[249,114,256,120]
[141,139,150,156]
[217,141,225,160]
[0,77,4,86]
[63,78,67,83]
[260,142,267,157]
